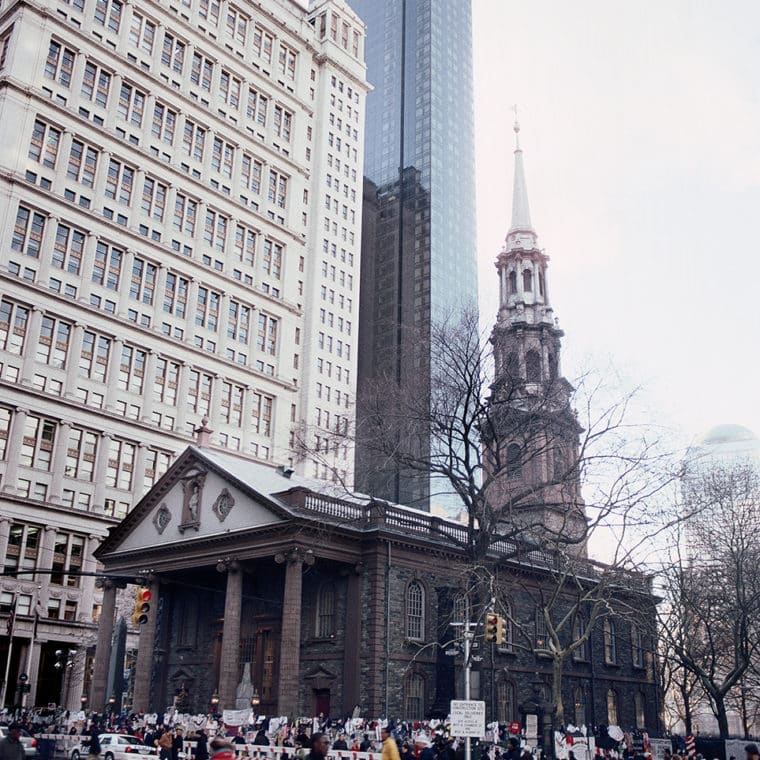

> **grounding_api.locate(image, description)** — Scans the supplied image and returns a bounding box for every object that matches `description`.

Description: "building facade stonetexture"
[0,0,368,709]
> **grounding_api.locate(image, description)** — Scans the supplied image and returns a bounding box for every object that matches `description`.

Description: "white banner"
[222,709,253,726]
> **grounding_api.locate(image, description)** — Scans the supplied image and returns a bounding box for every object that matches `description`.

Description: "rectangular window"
[129,12,155,54]
[45,40,75,87]
[141,177,166,221]
[173,194,197,235]
[12,206,45,258]
[151,102,176,144]
[182,120,206,161]
[252,25,273,64]
[106,438,135,490]
[104,158,134,205]
[67,139,98,187]
[262,239,282,279]
[93,0,122,32]
[246,88,268,126]
[220,382,243,425]
[273,105,292,142]
[153,357,179,405]
[52,223,84,274]
[28,120,61,169]
[203,209,227,252]
[190,52,213,91]
[79,331,110,381]
[227,300,250,344]
[251,392,273,436]
[233,224,256,265]
[143,448,171,490]
[211,137,234,178]
[277,43,296,80]
[92,241,122,290]
[117,344,146,393]
[267,169,287,208]
[163,272,188,317]
[0,26,13,70]
[0,407,10,460]
[37,315,71,368]
[65,428,97,481]
[256,313,278,355]
[240,153,262,194]
[225,6,247,43]
[219,70,241,109]
[161,33,185,73]
[81,61,111,107]
[129,258,157,305]
[195,286,220,330]
[117,82,145,126]
[187,369,213,415]
[4,524,41,578]
[20,416,56,470]
[198,0,219,25]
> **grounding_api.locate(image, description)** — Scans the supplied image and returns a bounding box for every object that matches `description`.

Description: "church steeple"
[485,117,587,555]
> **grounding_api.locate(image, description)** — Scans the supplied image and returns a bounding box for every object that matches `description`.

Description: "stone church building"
[93,126,660,731]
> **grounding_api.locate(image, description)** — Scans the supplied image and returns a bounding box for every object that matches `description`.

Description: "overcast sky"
[472,0,760,446]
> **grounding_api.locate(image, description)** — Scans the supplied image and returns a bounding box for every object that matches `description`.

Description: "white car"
[70,734,158,760]
[0,726,39,758]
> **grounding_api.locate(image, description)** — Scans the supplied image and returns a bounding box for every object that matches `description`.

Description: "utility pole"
[462,621,476,760]
[0,592,16,707]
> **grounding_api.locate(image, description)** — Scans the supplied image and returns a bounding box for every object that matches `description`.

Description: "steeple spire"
[509,118,534,233]
[506,111,537,251]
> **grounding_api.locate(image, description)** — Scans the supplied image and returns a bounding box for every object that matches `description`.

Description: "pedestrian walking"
[381,727,400,760]
[0,724,25,760]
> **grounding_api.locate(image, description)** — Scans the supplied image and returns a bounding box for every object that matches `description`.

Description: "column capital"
[274,547,315,567]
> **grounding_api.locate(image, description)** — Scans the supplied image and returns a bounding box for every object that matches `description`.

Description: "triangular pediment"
[97,447,292,559]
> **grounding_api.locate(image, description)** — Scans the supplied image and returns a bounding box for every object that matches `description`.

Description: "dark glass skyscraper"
[352,0,478,511]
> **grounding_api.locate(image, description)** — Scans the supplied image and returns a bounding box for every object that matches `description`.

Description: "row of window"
[405,583,647,669]
[0,588,81,622]
[30,113,292,231]
[0,407,171,493]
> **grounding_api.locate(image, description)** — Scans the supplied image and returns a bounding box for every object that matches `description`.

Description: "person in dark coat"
[333,735,348,751]
[171,729,184,760]
[189,730,208,760]
[307,734,330,760]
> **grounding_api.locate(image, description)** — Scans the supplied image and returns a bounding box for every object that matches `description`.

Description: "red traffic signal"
[133,588,152,625]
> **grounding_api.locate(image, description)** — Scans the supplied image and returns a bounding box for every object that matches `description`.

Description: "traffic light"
[132,587,152,625]
[496,616,508,646]
[485,612,499,642]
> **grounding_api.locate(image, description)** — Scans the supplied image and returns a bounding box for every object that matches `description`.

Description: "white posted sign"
[450,700,486,738]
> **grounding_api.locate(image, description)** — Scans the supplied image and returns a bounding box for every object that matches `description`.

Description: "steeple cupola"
[496,121,554,330]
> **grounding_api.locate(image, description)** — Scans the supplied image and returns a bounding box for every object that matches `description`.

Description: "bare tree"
[297,307,678,724]
[657,463,760,737]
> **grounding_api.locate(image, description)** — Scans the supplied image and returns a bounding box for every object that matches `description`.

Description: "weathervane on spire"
[512,104,520,150]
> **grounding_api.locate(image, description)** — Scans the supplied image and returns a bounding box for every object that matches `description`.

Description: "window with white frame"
[106,438,135,490]
[37,315,71,367]
[315,583,336,637]
[406,581,425,640]
[45,40,75,87]
[29,120,61,169]
[20,416,56,470]
[67,139,98,187]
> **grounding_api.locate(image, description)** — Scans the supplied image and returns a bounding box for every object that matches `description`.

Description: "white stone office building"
[0,0,367,710]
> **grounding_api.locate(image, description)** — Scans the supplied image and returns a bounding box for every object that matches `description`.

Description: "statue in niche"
[175,681,191,712]
[179,472,205,533]
[235,662,254,709]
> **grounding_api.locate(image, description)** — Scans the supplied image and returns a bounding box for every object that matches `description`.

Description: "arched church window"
[572,615,588,661]
[496,678,516,723]
[539,272,545,296]
[508,270,517,294]
[553,445,565,480]
[525,350,541,383]
[404,673,425,719]
[523,269,533,292]
[506,443,522,479]
[634,691,646,729]
[607,688,619,725]
[406,581,425,641]
[315,582,336,638]
[574,687,587,727]
[604,618,617,664]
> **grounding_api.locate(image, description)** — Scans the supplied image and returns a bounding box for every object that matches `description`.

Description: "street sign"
[444,648,459,656]
[525,714,538,740]
[450,700,486,738]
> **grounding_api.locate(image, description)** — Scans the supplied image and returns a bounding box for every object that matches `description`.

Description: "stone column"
[140,351,157,424]
[20,308,43,386]
[342,566,363,714]
[0,518,10,565]
[23,640,42,709]
[132,578,160,712]
[276,549,311,717]
[93,432,112,512]
[105,339,123,410]
[49,421,71,503]
[90,580,117,710]
[218,563,242,709]
[37,525,57,588]
[133,443,148,500]
[64,324,85,399]
[1,408,27,493]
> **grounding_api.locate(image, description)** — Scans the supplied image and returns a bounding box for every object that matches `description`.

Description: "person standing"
[87,725,102,760]
[307,733,330,760]
[157,728,173,760]
[381,727,400,760]
[0,724,25,760]
[171,728,184,760]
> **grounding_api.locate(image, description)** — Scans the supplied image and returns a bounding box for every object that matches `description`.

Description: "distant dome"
[701,424,758,445]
